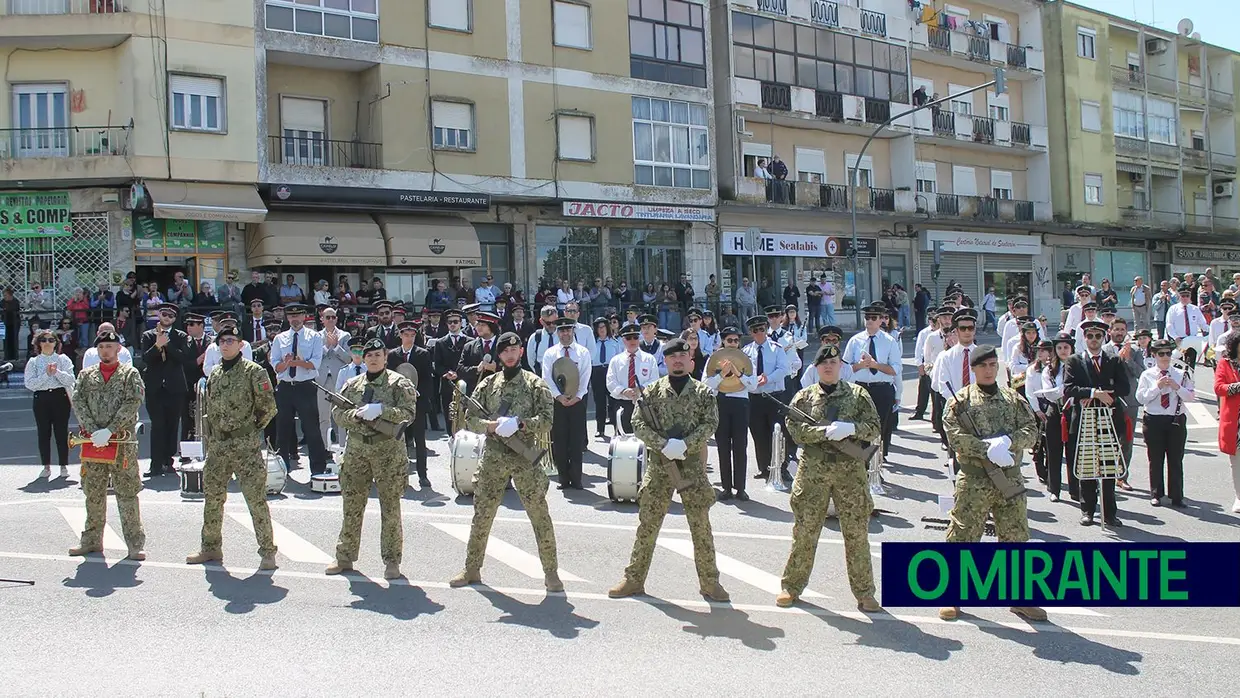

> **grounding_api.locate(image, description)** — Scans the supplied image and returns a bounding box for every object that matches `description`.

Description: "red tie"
[483,340,490,356]
[1093,355,1102,374]
[961,348,970,387]
[1161,370,1170,409]
[628,353,637,388]
[1184,307,1190,336]
[564,346,570,359]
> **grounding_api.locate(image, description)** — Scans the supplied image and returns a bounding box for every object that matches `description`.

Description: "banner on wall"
[722,231,877,258]
[923,230,1042,255]
[132,217,226,254]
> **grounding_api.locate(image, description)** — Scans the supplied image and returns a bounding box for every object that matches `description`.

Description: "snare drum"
[265,452,287,497]
[607,436,644,503]
[449,431,485,496]
[178,461,205,497]
[311,473,341,494]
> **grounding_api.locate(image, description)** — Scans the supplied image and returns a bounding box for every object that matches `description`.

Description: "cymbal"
[704,348,753,394]
[551,356,580,397]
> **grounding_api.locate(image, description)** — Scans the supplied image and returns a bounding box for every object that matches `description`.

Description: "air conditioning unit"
[1128,172,1145,183]
[1214,181,1234,198]
[1146,38,1169,54]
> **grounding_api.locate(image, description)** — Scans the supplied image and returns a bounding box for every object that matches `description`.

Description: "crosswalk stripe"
[1186,402,1218,429]
[656,537,826,599]
[57,506,126,552]
[227,512,333,564]
[429,522,587,583]
[1045,607,1106,617]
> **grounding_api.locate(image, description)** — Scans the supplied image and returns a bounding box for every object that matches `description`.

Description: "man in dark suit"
[179,313,211,462]
[372,300,399,348]
[140,302,193,476]
[242,299,269,347]
[1063,319,1130,527]
[504,304,536,344]
[431,309,470,433]
[458,311,501,395]
[387,320,434,488]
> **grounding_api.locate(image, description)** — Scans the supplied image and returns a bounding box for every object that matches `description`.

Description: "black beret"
[820,324,844,339]
[363,337,387,354]
[94,330,120,346]
[619,323,641,337]
[347,336,366,348]
[1051,332,1075,346]
[813,343,841,365]
[1151,338,1176,352]
[719,326,741,339]
[284,303,307,314]
[764,305,783,316]
[555,317,576,329]
[397,321,417,331]
[662,338,691,356]
[214,326,239,341]
[952,308,979,325]
[638,314,657,326]
[970,345,998,366]
[746,315,769,329]
[496,332,522,350]
[1080,320,1109,332]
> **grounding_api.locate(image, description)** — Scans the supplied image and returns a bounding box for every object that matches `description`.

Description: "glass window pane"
[855,67,874,97]
[855,38,872,66]
[173,98,185,127]
[733,11,753,44]
[796,25,816,55]
[775,52,796,84]
[567,226,600,244]
[689,104,707,126]
[536,225,566,246]
[873,71,889,99]
[890,74,909,103]
[629,0,641,16]
[672,126,690,164]
[817,61,835,91]
[295,8,323,34]
[754,49,774,81]
[667,0,690,26]
[691,128,709,165]
[670,101,689,124]
[653,125,672,161]
[632,96,650,119]
[654,24,669,60]
[690,3,702,28]
[651,99,670,122]
[324,13,350,38]
[640,0,664,21]
[891,45,907,68]
[190,97,203,127]
[353,17,378,41]
[834,34,853,63]
[673,168,691,188]
[774,19,795,50]
[633,122,653,160]
[836,64,853,94]
[630,19,654,56]
[681,29,704,65]
[816,29,834,59]
[206,96,219,129]
[797,57,817,89]
[635,164,654,185]
[873,42,890,71]
[654,166,674,186]
[266,5,294,30]
[752,15,775,48]
[325,0,349,10]
[352,0,377,12]
[692,168,710,189]
[569,245,600,285]
[734,46,754,78]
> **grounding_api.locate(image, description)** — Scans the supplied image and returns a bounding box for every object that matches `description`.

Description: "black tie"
[599,341,605,363]
[355,365,361,376]
[289,331,299,378]
[756,343,765,377]
[868,335,878,375]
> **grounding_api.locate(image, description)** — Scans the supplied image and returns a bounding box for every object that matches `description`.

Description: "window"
[991,170,1014,200]
[630,0,707,88]
[1192,130,1206,151]
[554,1,592,49]
[731,11,909,104]
[432,100,473,151]
[846,153,873,187]
[429,0,470,32]
[631,96,710,189]
[1113,90,1145,139]
[915,161,937,194]
[795,147,826,183]
[1077,27,1096,59]
[556,113,594,161]
[280,97,327,166]
[949,83,973,115]
[264,1,379,43]
[1146,97,1176,145]
[170,74,225,133]
[986,91,1009,122]
[952,165,977,196]
[10,83,69,157]
[1085,173,1104,204]
[1081,100,1102,132]
[535,226,600,287]
[609,228,685,291]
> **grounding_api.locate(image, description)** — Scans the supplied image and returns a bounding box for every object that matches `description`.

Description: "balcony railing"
[1209,89,1235,112]
[820,184,848,210]
[974,196,1000,220]
[1180,82,1206,105]
[816,90,843,121]
[1011,121,1032,146]
[1186,213,1212,230]
[1213,152,1237,172]
[766,179,795,205]
[967,36,990,62]
[268,135,382,169]
[1115,135,1148,157]
[0,125,131,159]
[1014,200,1035,222]
[1120,207,1151,221]
[1146,73,1177,97]
[1149,141,1179,162]
[932,109,955,137]
[864,98,890,124]
[1182,147,1209,169]
[760,82,792,111]
[859,9,886,37]
[812,0,839,28]
[870,188,895,211]
[937,194,960,216]
[1111,65,1144,87]
[1006,45,1027,69]
[1216,217,1240,233]
[927,26,951,52]
[971,116,995,144]
[5,0,125,14]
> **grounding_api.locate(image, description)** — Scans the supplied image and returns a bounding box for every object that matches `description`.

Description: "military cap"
[495,297,508,305]
[1012,298,1029,308]
[284,302,308,314]
[764,304,783,316]
[509,303,527,313]
[969,344,998,367]
[475,311,501,326]
[952,308,979,326]
[1177,283,1193,294]
[1221,299,1238,311]
[373,300,394,310]
[348,335,367,349]
[184,313,205,324]
[427,307,443,316]
[264,320,284,332]
[397,320,417,332]
[863,302,887,317]
[363,337,387,354]
[662,338,691,356]
[702,309,714,318]
[462,302,482,314]
[746,315,769,330]
[813,343,841,365]
[638,314,658,326]
[1099,303,1117,315]
[1080,320,1109,332]
[1051,331,1075,346]
[785,304,798,313]
[687,307,703,320]
[249,298,264,307]
[820,324,844,339]
[656,328,677,341]
[94,330,120,346]
[555,317,576,329]
[157,302,179,313]
[208,311,226,323]
[315,303,330,312]
[1075,285,1092,295]
[619,323,641,338]
[392,305,407,316]
[626,304,642,314]
[719,326,741,339]
[1134,328,1153,338]
[934,306,954,317]
[1151,338,1176,352]
[1082,301,1098,311]
[593,316,610,328]
[214,325,239,341]
[443,309,464,321]
[496,332,522,351]
[1037,340,1055,351]
[1020,320,1039,332]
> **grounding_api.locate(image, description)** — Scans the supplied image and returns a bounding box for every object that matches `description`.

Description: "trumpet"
[70,433,139,448]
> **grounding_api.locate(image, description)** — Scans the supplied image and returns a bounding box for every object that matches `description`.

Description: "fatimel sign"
[0,191,72,238]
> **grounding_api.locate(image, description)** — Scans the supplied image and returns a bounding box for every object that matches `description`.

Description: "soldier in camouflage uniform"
[941,345,1047,622]
[69,330,147,560]
[449,332,563,592]
[185,326,280,570]
[779,343,882,612]
[326,337,418,580]
[609,338,729,602]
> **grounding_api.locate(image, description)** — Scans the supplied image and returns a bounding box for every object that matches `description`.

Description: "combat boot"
[449,569,481,587]
[68,543,102,557]
[544,571,564,592]
[775,589,798,608]
[857,596,882,613]
[700,581,730,603]
[258,555,277,571]
[1010,606,1048,622]
[939,606,960,621]
[383,563,401,580]
[607,578,645,598]
[324,560,353,575]
[185,550,222,565]
[126,549,147,562]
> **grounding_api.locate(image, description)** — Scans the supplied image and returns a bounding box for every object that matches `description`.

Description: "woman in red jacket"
[1212,331,1240,513]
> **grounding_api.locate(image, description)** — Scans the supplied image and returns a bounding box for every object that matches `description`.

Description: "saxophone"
[448,379,466,436]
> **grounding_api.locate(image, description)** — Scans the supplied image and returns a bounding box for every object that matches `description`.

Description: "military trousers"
[946,469,1031,543]
[335,440,407,565]
[79,449,145,551]
[200,435,277,557]
[781,463,875,600]
[623,458,719,587]
[465,453,558,574]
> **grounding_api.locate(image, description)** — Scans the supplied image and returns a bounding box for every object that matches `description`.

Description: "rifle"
[952,402,1027,501]
[633,384,689,492]
[310,381,410,439]
[760,393,880,463]
[446,378,546,465]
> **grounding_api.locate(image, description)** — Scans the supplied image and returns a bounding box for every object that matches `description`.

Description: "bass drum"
[265,451,287,497]
[450,431,485,496]
[178,461,205,498]
[607,436,644,503]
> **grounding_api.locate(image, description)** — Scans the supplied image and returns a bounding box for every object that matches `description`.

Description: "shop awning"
[376,215,482,267]
[246,212,386,267]
[144,181,268,223]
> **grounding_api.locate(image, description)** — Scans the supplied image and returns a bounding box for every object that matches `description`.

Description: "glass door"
[12,84,69,157]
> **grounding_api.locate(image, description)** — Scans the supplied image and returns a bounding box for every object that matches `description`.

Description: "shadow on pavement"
[646,599,785,651]
[974,618,1142,675]
[62,557,143,598]
[344,574,445,621]
[804,603,964,660]
[203,566,289,613]
[18,475,76,494]
[480,589,600,639]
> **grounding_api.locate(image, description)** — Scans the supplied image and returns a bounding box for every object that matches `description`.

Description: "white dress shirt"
[1006,338,1036,377]
[931,342,978,401]
[573,323,597,358]
[1164,302,1209,340]
[843,329,901,390]
[541,342,591,400]
[203,340,254,376]
[269,326,323,382]
[81,345,132,370]
[1073,317,1102,349]
[556,288,575,306]
[1208,316,1226,348]
[697,328,717,356]
[922,330,947,370]
[742,338,789,394]
[1135,365,1194,415]
[1036,364,1066,403]
[1023,364,1044,413]
[996,310,1014,339]
[336,361,366,392]
[526,327,555,370]
[606,349,660,400]
[1063,303,1088,334]
[913,325,933,366]
[1002,318,1047,351]
[24,353,76,397]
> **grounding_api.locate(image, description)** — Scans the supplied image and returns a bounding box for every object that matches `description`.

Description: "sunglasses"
[38,337,56,343]
[957,325,976,331]
[1085,332,1104,339]
[219,338,239,346]
[1155,351,1172,357]
[864,315,882,321]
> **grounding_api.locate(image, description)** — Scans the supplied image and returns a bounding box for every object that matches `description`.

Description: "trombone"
[70,431,139,448]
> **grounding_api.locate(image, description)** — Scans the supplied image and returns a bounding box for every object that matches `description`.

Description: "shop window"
[535,225,601,289]
[609,228,685,291]
[1092,250,1146,308]
[983,271,1031,311]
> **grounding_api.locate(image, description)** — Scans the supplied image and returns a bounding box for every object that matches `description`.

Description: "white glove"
[986,439,1013,466]
[358,403,383,421]
[495,416,520,438]
[90,428,112,448]
[823,421,856,441]
[661,438,687,461]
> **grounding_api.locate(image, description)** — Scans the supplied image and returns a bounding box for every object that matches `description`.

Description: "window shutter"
[794,147,826,177]
[281,97,326,133]
[169,75,222,98]
[990,170,1014,192]
[553,1,591,48]
[558,114,593,160]
[433,101,472,131]
[915,160,937,182]
[952,165,977,196]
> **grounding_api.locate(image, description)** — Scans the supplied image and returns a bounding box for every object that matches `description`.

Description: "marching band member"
[1165,282,1209,369]
[609,338,728,603]
[1136,338,1193,507]
[242,299,269,347]
[181,314,210,463]
[638,315,667,376]
[779,343,883,612]
[1104,315,1145,490]
[140,302,192,477]
[1209,298,1235,357]
[431,309,469,433]
[843,302,902,461]
[912,308,944,420]
[185,325,279,571]
[743,314,790,482]
[336,336,367,391]
[801,325,850,387]
[1063,285,1095,335]
[69,330,147,561]
[771,305,804,464]
[316,306,352,448]
[605,322,659,434]
[591,317,621,438]
[525,305,559,374]
[372,300,400,348]
[1000,298,1043,349]
[325,337,418,580]
[81,322,133,370]
[542,317,591,490]
[704,326,758,501]
[1006,320,1040,382]
[931,309,980,470]
[1064,319,1129,527]
[388,320,434,488]
[995,297,1017,340]
[458,311,501,395]
[450,332,563,592]
[203,312,252,376]
[269,303,330,476]
[1217,312,1240,360]
[1071,302,1101,348]
[1025,340,1054,484]
[562,301,596,357]
[919,308,952,440]
[686,308,715,356]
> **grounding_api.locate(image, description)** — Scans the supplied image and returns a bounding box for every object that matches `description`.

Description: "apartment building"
[257,0,717,305]
[713,0,1053,315]
[1,0,264,303]
[1044,1,1240,289]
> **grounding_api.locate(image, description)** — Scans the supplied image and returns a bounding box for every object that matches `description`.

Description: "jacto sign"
[561,201,715,222]
[0,191,72,238]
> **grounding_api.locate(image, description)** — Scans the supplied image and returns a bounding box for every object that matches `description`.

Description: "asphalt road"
[1,356,1238,697]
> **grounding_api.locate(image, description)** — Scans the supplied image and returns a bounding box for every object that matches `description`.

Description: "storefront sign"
[723,231,876,258]
[198,221,226,252]
[1175,245,1240,264]
[133,216,164,250]
[924,230,1042,255]
[267,184,491,212]
[0,191,72,238]
[133,217,225,253]
[561,201,715,222]
[163,219,197,251]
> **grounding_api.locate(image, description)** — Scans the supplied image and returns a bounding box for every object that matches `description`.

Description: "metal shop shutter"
[919,251,981,301]
[982,253,1033,272]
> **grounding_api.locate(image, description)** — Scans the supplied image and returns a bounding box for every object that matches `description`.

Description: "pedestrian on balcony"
[912,85,929,107]
[754,158,772,179]
[769,155,789,180]
[1130,276,1152,331]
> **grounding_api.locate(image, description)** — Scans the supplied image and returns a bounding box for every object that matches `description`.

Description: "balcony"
[1145,73,1178,98]
[1213,152,1238,174]
[1186,213,1212,232]
[760,82,792,112]
[1013,200,1035,222]
[1209,89,1235,112]
[864,98,890,124]
[1120,207,1151,222]
[1149,141,1179,162]
[859,9,886,38]
[967,36,990,63]
[816,91,843,121]
[1,0,135,47]
[267,135,381,169]
[1217,217,1240,233]
[928,26,951,53]
[0,124,133,180]
[910,23,1044,74]
[820,184,849,210]
[1180,82,1207,107]
[1111,65,1145,88]
[870,188,895,211]
[971,116,996,144]
[932,109,955,137]
[1183,147,1209,170]
[4,0,126,14]
[1006,45,1027,70]
[1115,136,1147,157]
[936,193,960,216]
[929,194,1044,222]
[1011,121,1032,146]
[812,0,839,28]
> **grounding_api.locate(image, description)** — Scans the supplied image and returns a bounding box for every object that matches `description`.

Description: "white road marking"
[57,506,126,552]
[430,522,587,583]
[657,537,826,598]
[1186,402,1218,429]
[227,512,333,564]
[1045,607,1107,617]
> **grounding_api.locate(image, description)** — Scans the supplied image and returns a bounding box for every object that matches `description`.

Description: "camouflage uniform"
[943,384,1039,542]
[72,363,146,553]
[622,376,721,588]
[331,369,417,566]
[781,382,881,601]
[199,358,279,557]
[461,369,558,575]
